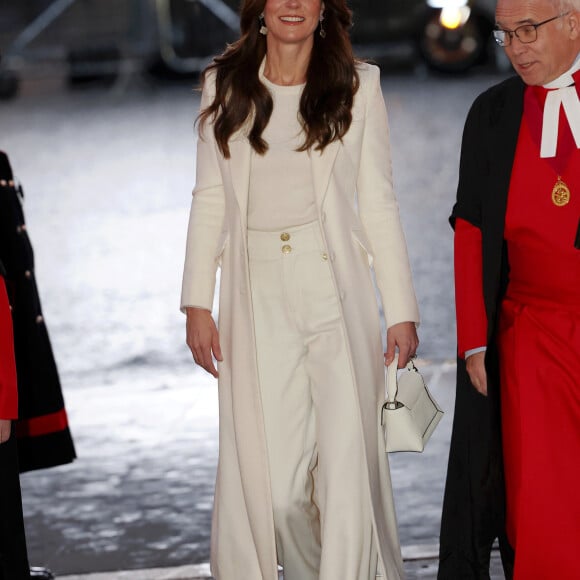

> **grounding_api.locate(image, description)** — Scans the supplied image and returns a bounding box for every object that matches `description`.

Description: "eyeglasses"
[493,12,569,47]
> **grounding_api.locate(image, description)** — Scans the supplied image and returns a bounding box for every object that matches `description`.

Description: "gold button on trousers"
[247,221,378,580]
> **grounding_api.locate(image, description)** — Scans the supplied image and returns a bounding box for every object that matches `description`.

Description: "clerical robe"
[439,71,580,579]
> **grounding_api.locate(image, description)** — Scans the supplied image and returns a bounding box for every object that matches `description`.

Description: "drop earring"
[259,13,268,35]
[319,12,326,38]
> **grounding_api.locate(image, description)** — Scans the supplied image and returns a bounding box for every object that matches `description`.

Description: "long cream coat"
[181,63,420,580]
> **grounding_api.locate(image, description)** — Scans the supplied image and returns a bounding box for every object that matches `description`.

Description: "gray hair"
[551,0,580,12]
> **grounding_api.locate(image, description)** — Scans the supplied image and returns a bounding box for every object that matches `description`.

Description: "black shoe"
[29,567,55,579]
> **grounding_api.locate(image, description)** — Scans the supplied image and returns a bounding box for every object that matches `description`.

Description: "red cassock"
[500,84,580,579]
[456,81,580,578]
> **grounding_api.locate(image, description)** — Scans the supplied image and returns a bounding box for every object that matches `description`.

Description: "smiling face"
[495,0,580,85]
[263,0,324,52]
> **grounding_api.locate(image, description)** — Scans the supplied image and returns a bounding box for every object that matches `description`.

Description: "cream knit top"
[247,70,317,231]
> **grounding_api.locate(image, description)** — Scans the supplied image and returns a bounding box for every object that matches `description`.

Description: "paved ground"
[19,358,508,579]
[0,64,510,578]
[57,550,507,579]
[56,546,507,579]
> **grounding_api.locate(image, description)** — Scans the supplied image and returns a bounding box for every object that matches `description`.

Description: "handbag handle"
[385,353,401,408]
[386,354,420,408]
[381,354,403,426]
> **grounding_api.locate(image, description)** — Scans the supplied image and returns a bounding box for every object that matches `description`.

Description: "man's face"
[495,0,580,85]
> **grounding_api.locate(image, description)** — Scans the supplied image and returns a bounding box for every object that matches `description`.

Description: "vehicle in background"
[162,0,499,75]
[163,0,499,75]
[419,0,496,72]
[0,0,499,99]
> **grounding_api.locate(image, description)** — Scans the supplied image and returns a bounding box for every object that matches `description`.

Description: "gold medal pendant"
[552,176,571,207]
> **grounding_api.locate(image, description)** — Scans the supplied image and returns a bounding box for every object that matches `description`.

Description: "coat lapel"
[310,140,341,208]
[228,138,252,230]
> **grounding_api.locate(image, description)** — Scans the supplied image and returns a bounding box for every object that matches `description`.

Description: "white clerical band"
[540,53,580,158]
[541,85,580,158]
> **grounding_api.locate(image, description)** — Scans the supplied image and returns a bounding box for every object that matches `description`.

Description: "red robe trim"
[0,277,18,419]
[15,408,70,438]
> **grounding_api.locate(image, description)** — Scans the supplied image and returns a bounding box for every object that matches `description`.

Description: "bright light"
[440,6,471,29]
[440,7,461,28]
[427,0,468,8]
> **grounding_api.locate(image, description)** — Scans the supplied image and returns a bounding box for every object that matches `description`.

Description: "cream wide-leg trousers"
[248,221,379,580]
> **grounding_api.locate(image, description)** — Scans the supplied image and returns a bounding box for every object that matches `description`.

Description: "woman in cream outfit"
[181,0,420,578]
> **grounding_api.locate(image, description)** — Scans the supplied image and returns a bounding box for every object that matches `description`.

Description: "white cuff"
[465,346,487,359]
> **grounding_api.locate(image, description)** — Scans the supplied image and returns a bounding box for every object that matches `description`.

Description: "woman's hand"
[466,351,487,396]
[385,321,419,368]
[0,419,11,444]
[185,307,223,378]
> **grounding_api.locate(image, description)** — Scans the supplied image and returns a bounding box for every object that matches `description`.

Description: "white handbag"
[380,354,443,453]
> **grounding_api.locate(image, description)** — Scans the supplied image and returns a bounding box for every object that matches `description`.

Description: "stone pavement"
[57,548,506,579]
[22,360,504,580]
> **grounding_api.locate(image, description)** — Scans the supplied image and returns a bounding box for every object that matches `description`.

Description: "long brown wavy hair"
[198,0,360,159]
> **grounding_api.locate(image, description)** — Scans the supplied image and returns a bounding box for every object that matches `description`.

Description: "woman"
[181,0,419,578]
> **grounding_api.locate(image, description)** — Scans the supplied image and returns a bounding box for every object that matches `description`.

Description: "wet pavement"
[56,549,506,579]
[27,360,503,579]
[0,67,510,578]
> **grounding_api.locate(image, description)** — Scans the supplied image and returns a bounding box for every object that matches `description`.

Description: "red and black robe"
[439,72,580,579]
[0,151,75,472]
